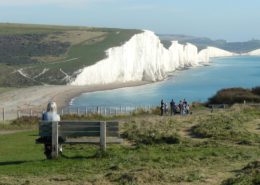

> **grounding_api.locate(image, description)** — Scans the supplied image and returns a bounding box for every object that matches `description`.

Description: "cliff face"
[71,30,234,85]
[247,49,260,56]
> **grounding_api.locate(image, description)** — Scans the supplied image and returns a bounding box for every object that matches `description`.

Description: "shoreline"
[0,81,148,120]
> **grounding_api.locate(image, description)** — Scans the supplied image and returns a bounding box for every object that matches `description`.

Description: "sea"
[70,56,260,107]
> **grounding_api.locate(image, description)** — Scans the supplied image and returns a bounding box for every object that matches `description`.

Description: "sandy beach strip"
[0,81,148,120]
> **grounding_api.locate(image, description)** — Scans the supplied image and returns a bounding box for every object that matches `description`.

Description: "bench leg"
[100,121,107,151]
[52,122,59,159]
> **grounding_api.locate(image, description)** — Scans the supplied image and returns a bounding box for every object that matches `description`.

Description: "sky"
[0,0,260,41]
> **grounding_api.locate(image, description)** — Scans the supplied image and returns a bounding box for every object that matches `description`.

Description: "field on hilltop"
[0,104,259,185]
[0,23,141,87]
[159,34,260,53]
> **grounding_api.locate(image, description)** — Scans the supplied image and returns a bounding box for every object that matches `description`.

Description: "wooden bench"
[36,120,122,159]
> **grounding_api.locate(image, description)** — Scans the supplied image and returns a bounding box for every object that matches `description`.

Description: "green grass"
[0,23,142,87]
[0,105,259,184]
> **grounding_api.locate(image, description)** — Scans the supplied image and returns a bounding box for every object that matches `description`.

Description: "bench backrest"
[39,121,119,138]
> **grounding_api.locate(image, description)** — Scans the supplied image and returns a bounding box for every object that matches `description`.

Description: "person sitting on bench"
[42,101,62,158]
[42,101,60,122]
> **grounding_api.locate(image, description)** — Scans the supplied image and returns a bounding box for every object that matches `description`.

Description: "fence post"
[30,109,32,117]
[115,107,117,115]
[52,122,59,159]
[77,108,80,115]
[17,110,20,119]
[104,107,107,116]
[100,121,107,151]
[61,109,64,116]
[96,106,99,114]
[2,108,4,121]
[85,106,87,115]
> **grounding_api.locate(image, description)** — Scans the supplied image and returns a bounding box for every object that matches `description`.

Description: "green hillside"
[159,34,260,53]
[0,105,259,184]
[0,23,142,87]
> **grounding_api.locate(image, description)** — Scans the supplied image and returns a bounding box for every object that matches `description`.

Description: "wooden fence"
[0,105,155,121]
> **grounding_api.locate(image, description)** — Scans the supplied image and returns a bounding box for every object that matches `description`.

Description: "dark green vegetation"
[208,87,260,105]
[159,34,260,53]
[0,105,259,184]
[0,23,141,87]
[222,161,260,185]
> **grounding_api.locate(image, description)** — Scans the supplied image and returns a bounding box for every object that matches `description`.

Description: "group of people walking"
[160,99,190,116]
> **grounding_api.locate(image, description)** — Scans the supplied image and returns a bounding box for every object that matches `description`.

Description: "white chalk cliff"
[71,30,234,85]
[247,49,260,56]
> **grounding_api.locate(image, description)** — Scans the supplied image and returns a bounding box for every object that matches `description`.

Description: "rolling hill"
[0,23,141,87]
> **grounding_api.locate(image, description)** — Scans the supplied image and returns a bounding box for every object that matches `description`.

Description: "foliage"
[0,33,69,65]
[122,118,181,144]
[208,87,260,105]
[252,86,260,96]
[221,161,260,185]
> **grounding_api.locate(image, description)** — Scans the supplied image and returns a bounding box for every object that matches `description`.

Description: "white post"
[77,107,80,115]
[2,108,4,121]
[30,109,33,117]
[85,106,87,115]
[100,121,106,151]
[52,122,59,159]
[61,109,64,116]
[17,110,20,119]
[104,107,107,116]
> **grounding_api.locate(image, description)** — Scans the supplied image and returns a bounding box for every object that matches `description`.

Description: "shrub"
[252,86,260,96]
[122,119,181,145]
[10,116,39,129]
[208,87,260,105]
[221,161,260,185]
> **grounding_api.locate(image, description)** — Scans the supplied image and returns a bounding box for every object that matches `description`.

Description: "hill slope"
[0,23,141,87]
[159,34,260,53]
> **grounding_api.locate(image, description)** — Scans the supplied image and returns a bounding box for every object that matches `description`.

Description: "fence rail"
[1,103,260,121]
[0,105,156,121]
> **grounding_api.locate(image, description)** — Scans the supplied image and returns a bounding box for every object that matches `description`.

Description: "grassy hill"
[159,34,260,53]
[0,23,142,87]
[0,105,259,184]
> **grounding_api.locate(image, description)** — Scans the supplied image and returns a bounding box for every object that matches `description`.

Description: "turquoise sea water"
[71,56,260,107]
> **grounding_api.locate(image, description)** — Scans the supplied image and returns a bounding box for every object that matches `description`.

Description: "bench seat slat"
[60,127,118,132]
[59,131,119,137]
[60,131,100,137]
[60,127,101,132]
[64,138,123,144]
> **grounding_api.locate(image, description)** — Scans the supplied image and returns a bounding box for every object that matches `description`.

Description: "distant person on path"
[170,99,175,116]
[160,99,164,116]
[42,101,62,159]
[179,100,183,115]
[164,103,168,115]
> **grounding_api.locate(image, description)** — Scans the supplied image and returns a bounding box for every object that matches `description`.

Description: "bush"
[208,87,260,105]
[221,161,260,185]
[252,86,260,96]
[8,116,39,129]
[122,119,181,145]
